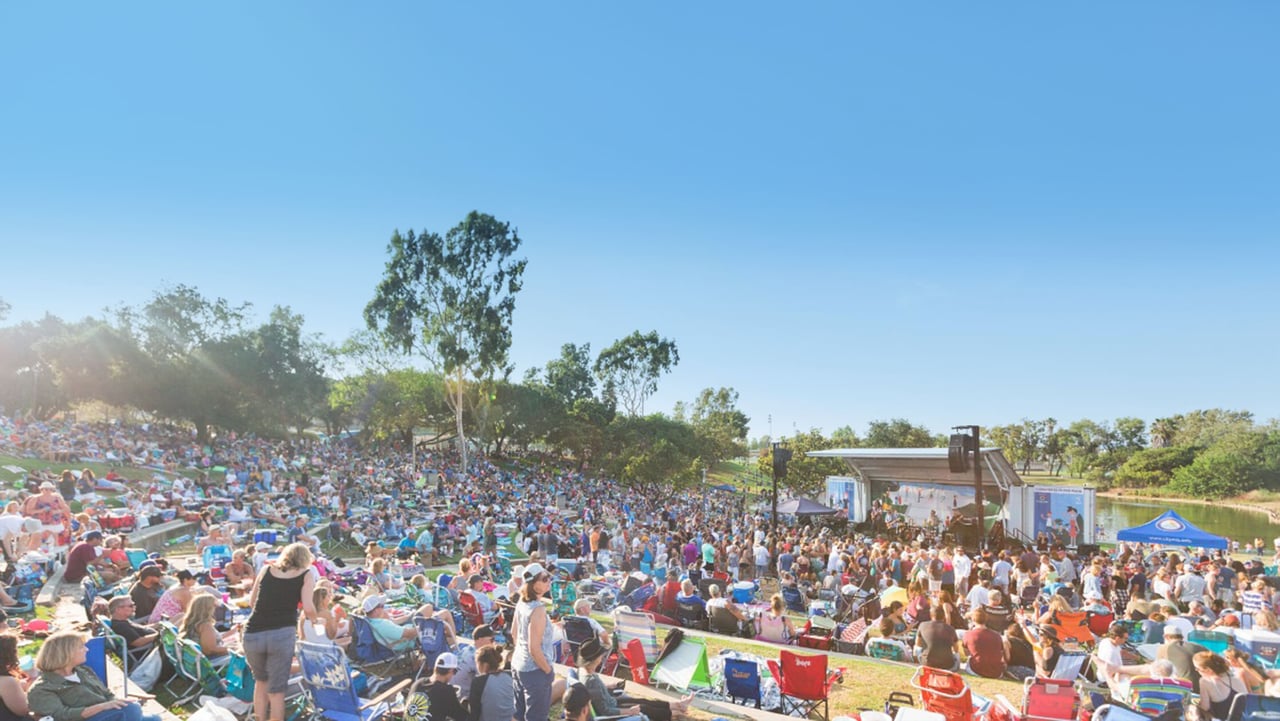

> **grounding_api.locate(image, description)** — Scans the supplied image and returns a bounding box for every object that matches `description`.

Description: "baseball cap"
[1163,625,1183,638]
[362,595,387,613]
[83,531,104,541]
[472,625,495,641]
[523,562,549,580]
[435,652,459,669]
[39,481,56,490]
[255,541,271,550]
[139,566,164,580]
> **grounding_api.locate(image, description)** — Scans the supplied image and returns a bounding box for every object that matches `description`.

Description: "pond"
[1096,495,1278,546]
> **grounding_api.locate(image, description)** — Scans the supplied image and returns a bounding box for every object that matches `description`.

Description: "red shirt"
[63,542,98,583]
[963,626,1006,679]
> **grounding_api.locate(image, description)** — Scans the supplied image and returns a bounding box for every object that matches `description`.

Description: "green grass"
[586,612,1024,715]
[0,453,202,486]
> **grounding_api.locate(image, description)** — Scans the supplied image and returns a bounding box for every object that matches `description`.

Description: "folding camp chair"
[835,617,869,655]
[866,637,912,663]
[1021,677,1078,721]
[910,667,984,721]
[1050,652,1088,682]
[723,657,763,709]
[412,616,451,680]
[563,616,598,664]
[346,615,408,678]
[1091,706,1149,721]
[298,641,410,721]
[157,623,224,706]
[650,636,713,692]
[551,579,579,617]
[614,610,660,665]
[768,649,841,721]
[1227,693,1280,721]
[709,605,746,637]
[676,600,708,631]
[1126,676,1193,718]
[1045,610,1095,647]
[782,586,806,613]
[797,615,836,651]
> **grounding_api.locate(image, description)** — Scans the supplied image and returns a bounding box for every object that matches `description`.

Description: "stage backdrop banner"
[1033,488,1084,547]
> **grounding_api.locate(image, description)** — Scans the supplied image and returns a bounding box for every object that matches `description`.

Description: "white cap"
[362,594,386,613]
[523,562,549,580]
[435,652,459,669]
[255,542,271,550]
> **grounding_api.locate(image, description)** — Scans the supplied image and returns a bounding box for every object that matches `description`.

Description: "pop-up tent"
[1115,510,1228,550]
[776,498,839,516]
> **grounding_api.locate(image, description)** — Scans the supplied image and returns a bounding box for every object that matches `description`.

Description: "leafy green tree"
[1168,430,1279,498]
[864,418,939,448]
[41,318,141,409]
[548,398,615,470]
[365,212,527,474]
[538,343,596,407]
[829,425,860,449]
[688,387,750,470]
[483,379,561,456]
[756,429,843,498]
[603,414,701,496]
[594,331,679,416]
[1042,418,1068,475]
[1164,409,1256,448]
[1113,445,1198,488]
[1062,419,1109,478]
[0,314,70,417]
[244,307,330,435]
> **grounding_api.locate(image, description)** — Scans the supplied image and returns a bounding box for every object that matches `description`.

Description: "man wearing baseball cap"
[453,625,496,702]
[129,565,166,620]
[362,595,458,652]
[422,652,467,721]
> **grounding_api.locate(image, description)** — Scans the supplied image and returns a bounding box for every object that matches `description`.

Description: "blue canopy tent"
[1115,510,1228,550]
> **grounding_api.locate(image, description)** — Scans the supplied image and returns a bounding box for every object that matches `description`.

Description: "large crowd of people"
[3,412,1280,721]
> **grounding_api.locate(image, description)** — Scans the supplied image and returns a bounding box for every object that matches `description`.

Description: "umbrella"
[880,586,908,607]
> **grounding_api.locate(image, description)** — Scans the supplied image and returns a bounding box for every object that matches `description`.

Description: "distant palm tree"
[1150,417,1176,448]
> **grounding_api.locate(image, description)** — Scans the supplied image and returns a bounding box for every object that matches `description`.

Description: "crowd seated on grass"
[12,415,1280,720]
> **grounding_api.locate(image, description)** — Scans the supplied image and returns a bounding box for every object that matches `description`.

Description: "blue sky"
[2,2,1278,439]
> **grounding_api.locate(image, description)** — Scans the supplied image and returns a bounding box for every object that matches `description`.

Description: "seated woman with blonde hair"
[29,631,161,721]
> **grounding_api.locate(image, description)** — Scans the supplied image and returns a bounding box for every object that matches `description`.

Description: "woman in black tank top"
[243,543,316,721]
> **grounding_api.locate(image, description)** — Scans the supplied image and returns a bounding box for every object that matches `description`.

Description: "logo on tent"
[1155,517,1185,532]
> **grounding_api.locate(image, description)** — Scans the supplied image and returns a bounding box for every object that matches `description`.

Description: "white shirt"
[953,554,972,582]
[965,585,990,609]
[1095,638,1124,688]
[753,545,769,566]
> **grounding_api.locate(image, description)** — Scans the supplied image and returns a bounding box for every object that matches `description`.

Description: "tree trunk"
[454,368,468,477]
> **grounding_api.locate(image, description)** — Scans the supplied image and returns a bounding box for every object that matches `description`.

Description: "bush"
[1113,445,1198,488]
[1167,431,1280,498]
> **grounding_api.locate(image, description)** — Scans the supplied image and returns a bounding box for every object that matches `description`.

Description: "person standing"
[511,564,555,721]
[243,543,317,721]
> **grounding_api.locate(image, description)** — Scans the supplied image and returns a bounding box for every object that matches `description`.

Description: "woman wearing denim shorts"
[243,543,316,721]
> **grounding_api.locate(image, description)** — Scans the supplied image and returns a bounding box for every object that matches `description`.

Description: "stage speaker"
[772,446,793,479]
[948,433,972,473]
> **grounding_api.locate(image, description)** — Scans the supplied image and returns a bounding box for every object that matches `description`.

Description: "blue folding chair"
[346,616,402,677]
[723,657,763,709]
[412,616,451,680]
[297,641,409,721]
[1228,693,1280,721]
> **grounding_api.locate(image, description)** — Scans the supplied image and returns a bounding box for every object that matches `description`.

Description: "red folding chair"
[1022,677,1078,721]
[910,667,982,721]
[767,649,842,721]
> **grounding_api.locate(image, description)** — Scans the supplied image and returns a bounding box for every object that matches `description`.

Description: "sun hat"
[362,594,387,613]
[577,637,607,664]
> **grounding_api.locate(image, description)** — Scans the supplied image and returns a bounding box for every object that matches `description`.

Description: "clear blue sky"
[2,2,1278,439]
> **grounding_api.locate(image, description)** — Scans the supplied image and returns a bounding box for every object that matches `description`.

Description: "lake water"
[1096,495,1278,546]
